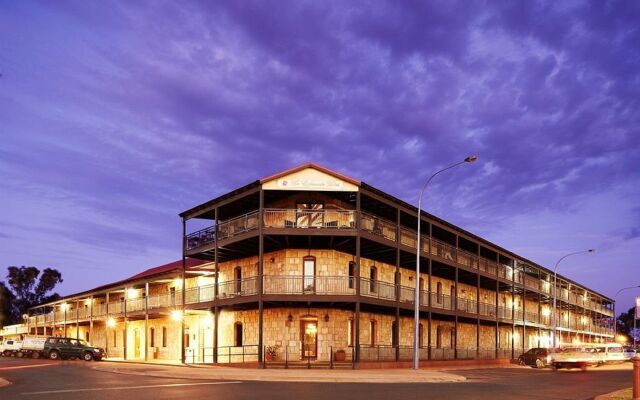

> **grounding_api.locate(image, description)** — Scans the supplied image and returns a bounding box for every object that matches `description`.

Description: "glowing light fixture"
[127,289,138,299]
[107,318,116,328]
[171,310,183,321]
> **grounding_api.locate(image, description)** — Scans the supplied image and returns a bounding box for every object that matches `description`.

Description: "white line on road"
[21,381,242,395]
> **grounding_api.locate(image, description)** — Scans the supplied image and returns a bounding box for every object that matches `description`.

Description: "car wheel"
[16,352,23,358]
[32,352,40,359]
[49,350,60,360]
[82,352,93,362]
[535,359,545,368]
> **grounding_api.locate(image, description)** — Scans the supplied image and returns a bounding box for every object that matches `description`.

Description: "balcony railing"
[263,276,354,295]
[360,278,396,301]
[264,209,356,229]
[456,297,477,314]
[430,239,456,262]
[430,293,454,310]
[360,212,397,241]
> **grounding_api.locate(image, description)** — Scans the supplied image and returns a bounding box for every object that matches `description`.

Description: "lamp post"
[413,155,478,369]
[552,249,595,349]
[614,286,640,339]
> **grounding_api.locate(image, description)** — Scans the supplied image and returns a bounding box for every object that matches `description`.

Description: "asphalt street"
[0,358,633,400]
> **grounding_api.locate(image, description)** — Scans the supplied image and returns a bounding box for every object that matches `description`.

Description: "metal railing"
[360,212,397,241]
[456,297,477,313]
[218,277,259,298]
[263,275,354,295]
[264,209,356,229]
[430,238,457,262]
[359,278,396,301]
[430,293,454,310]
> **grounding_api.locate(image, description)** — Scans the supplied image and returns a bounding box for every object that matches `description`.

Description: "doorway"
[133,328,141,359]
[300,318,318,359]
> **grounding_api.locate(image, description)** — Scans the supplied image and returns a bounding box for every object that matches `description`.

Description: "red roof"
[126,258,208,281]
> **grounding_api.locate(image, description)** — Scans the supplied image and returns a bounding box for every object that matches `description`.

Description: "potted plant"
[265,345,280,361]
[334,348,346,362]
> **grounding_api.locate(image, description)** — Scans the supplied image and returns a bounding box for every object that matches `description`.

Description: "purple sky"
[1,1,639,311]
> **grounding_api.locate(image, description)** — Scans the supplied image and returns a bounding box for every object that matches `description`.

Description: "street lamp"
[413,155,478,369]
[551,249,595,348]
[613,285,640,344]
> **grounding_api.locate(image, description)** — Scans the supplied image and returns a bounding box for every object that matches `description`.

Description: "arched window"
[184,326,190,348]
[369,320,377,346]
[450,285,456,300]
[391,321,398,347]
[418,323,424,348]
[370,266,377,293]
[450,327,456,349]
[303,256,316,292]
[348,262,355,289]
[162,327,167,347]
[436,282,443,303]
[234,322,243,347]
[234,266,242,294]
[150,327,155,347]
[348,319,355,347]
[436,326,443,348]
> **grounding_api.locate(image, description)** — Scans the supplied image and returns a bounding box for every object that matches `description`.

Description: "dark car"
[518,347,552,368]
[43,337,104,361]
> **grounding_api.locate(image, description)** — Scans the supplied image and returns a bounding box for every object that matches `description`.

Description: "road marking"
[0,363,57,371]
[21,381,242,395]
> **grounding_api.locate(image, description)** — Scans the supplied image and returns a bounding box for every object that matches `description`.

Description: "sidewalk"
[92,362,467,383]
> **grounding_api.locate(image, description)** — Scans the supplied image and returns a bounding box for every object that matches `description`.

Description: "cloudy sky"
[1,1,639,310]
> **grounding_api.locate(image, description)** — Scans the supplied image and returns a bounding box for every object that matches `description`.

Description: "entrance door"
[133,329,141,359]
[300,319,318,359]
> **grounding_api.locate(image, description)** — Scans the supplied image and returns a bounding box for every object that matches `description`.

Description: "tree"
[0,266,63,326]
[617,306,639,344]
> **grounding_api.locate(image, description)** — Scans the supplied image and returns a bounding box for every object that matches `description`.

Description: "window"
[303,256,316,292]
[418,323,424,348]
[437,282,443,302]
[370,266,377,293]
[162,327,167,347]
[347,319,354,347]
[150,327,155,347]
[391,321,398,347]
[85,332,90,342]
[234,322,243,347]
[112,330,117,347]
[234,267,242,293]
[348,262,355,289]
[184,327,190,348]
[450,285,455,300]
[436,326,443,348]
[369,320,376,346]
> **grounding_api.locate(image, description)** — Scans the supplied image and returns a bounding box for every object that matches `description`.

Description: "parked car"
[42,337,104,361]
[595,343,625,364]
[0,339,23,357]
[518,348,553,368]
[550,346,599,371]
[623,347,637,360]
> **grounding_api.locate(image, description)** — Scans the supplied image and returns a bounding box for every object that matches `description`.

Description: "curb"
[593,387,632,400]
[0,378,12,388]
[91,365,467,384]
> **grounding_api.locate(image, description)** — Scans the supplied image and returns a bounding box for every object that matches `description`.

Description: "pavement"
[0,358,635,399]
[92,362,468,383]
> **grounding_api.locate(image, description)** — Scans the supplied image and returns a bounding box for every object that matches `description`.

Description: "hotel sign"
[262,167,358,192]
[276,178,344,190]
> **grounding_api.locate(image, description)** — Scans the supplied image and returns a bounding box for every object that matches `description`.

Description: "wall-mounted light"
[287,313,293,322]
[324,314,330,322]
[107,318,116,328]
[270,257,275,263]
[60,303,69,311]
[171,310,183,321]
[127,289,138,299]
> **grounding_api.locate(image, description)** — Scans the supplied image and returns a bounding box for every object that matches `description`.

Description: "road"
[0,358,633,400]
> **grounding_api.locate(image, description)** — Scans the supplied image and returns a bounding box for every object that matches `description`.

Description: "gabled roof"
[260,162,361,186]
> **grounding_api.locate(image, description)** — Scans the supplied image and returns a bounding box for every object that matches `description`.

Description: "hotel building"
[24,163,614,366]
